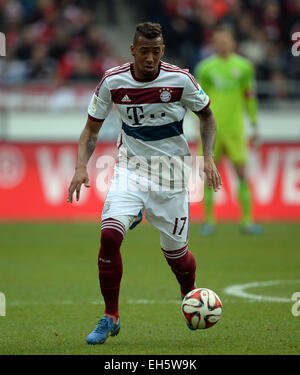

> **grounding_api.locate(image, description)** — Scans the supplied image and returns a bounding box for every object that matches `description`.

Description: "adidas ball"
[181,288,222,330]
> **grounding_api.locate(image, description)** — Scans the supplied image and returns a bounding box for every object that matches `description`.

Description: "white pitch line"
[9,299,182,306]
[224,280,300,303]
[9,280,300,307]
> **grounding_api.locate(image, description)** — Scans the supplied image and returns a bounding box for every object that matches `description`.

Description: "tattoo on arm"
[76,118,102,170]
[86,134,97,160]
[197,107,216,156]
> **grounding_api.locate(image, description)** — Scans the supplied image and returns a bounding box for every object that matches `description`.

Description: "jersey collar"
[130,62,161,82]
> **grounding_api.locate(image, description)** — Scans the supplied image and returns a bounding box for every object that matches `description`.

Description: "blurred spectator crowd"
[0,0,300,96]
[0,0,123,85]
[138,0,300,96]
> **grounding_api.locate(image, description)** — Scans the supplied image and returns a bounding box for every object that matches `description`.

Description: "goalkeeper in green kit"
[195,26,262,235]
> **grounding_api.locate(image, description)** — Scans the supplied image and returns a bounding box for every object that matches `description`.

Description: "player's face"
[213,31,235,56]
[131,36,165,79]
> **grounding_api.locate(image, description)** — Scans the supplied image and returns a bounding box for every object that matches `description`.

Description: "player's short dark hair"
[133,22,163,45]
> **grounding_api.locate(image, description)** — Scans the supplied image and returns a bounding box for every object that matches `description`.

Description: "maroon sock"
[162,245,196,296]
[98,218,125,315]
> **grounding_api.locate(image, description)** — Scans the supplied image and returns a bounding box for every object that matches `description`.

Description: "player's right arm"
[67,117,104,203]
[67,76,112,203]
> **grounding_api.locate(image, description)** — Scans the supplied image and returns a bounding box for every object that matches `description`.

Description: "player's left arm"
[195,107,222,192]
[181,73,222,192]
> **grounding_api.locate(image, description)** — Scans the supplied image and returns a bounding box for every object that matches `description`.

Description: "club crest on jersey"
[159,88,172,102]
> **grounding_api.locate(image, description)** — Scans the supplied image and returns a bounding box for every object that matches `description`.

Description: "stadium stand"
[1,0,299,91]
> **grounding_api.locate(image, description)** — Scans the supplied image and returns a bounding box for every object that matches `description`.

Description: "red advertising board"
[0,142,300,221]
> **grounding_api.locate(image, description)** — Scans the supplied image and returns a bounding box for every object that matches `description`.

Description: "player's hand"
[67,167,90,203]
[203,155,222,192]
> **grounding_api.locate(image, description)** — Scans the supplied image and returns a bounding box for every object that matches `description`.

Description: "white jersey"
[88,61,210,161]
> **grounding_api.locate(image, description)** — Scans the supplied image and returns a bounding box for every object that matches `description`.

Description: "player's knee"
[100,227,123,250]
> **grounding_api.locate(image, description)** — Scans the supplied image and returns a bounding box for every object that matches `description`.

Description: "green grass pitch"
[0,222,299,355]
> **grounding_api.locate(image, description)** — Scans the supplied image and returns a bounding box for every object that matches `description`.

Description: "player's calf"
[162,245,197,297]
[98,219,125,320]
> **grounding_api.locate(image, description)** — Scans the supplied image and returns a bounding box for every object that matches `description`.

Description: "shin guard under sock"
[162,246,197,296]
[98,219,125,315]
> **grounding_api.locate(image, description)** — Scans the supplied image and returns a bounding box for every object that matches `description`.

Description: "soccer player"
[67,22,222,345]
[194,26,262,235]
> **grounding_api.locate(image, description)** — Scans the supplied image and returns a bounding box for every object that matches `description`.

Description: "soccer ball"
[181,288,222,330]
